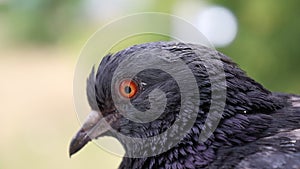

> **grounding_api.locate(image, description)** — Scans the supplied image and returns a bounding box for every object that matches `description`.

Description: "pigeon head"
[69,42,284,166]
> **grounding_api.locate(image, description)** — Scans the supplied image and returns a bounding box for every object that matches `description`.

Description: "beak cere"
[69,110,113,157]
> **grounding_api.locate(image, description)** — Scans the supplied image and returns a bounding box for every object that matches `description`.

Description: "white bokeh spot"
[196,6,238,47]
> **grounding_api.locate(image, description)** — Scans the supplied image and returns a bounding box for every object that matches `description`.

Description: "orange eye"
[119,79,138,98]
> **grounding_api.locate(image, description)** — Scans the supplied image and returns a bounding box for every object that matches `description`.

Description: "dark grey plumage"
[69,41,300,169]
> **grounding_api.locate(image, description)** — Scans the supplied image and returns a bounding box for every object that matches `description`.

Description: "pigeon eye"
[119,79,138,98]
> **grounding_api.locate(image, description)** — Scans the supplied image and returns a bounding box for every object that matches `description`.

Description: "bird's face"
[69,46,189,156]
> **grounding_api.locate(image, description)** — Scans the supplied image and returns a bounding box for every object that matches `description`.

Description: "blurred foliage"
[3,0,81,44]
[212,0,300,93]
[0,0,299,93]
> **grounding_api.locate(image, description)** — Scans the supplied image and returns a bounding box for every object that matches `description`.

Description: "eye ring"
[119,79,138,98]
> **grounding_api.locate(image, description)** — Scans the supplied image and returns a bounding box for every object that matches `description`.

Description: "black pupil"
[124,86,132,94]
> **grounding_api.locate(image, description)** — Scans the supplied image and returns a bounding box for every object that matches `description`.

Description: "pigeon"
[69,41,300,169]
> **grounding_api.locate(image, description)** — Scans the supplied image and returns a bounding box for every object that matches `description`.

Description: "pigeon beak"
[69,127,92,157]
[69,110,112,157]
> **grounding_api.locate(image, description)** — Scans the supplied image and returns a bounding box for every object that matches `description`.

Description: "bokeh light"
[196,6,238,47]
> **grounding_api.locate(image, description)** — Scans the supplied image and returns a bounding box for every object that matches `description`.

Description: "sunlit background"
[1,0,300,169]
